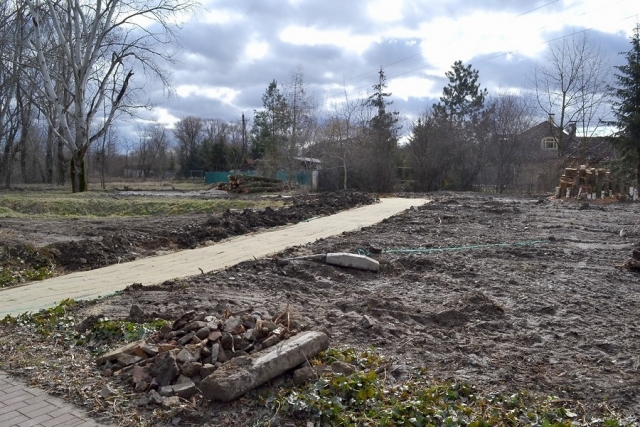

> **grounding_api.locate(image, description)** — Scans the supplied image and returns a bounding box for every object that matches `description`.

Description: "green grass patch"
[0,192,281,218]
[267,347,632,427]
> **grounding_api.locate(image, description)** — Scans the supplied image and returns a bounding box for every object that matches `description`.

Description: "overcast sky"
[130,0,638,137]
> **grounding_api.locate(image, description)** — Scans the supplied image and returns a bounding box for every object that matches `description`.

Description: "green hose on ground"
[357,239,548,256]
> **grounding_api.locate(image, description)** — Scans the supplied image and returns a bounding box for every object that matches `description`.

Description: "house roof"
[522,120,615,164]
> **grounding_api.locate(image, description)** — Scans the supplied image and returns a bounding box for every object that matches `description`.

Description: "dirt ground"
[2,191,640,425]
[0,192,375,272]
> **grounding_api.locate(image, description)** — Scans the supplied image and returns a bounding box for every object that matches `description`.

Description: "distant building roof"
[294,157,322,164]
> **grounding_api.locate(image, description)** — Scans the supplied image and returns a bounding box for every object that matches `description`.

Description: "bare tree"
[0,2,27,187]
[533,32,610,159]
[284,66,317,184]
[485,92,536,192]
[92,125,119,188]
[174,116,204,177]
[135,124,169,179]
[315,88,368,190]
[225,120,245,170]
[24,0,197,192]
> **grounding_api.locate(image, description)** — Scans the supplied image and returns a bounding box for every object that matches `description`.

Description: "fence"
[205,170,314,187]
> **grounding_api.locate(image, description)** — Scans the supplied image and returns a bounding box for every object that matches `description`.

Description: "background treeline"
[1,0,638,193]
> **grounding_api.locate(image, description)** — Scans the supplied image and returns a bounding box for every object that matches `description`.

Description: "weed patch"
[0,244,56,287]
[268,347,633,426]
[1,299,167,354]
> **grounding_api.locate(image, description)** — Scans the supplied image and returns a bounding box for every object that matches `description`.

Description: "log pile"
[556,166,614,199]
[215,175,284,193]
[556,166,639,200]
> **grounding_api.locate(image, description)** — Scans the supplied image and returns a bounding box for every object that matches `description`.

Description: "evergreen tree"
[250,80,289,177]
[430,60,491,189]
[365,67,400,192]
[609,24,640,182]
[202,135,229,172]
[434,60,488,124]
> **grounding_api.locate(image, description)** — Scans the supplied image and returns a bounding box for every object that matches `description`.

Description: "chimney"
[548,113,555,125]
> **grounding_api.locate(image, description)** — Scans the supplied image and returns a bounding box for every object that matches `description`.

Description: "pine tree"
[250,80,289,177]
[430,60,490,190]
[609,24,640,182]
[434,60,488,124]
[365,67,400,192]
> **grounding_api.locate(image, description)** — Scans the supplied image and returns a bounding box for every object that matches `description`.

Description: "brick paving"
[0,372,108,427]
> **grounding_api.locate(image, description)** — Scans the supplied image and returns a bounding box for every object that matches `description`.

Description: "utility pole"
[241,113,247,156]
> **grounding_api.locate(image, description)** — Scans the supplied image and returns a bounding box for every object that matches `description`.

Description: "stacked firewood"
[215,175,284,193]
[556,166,639,200]
[556,166,614,199]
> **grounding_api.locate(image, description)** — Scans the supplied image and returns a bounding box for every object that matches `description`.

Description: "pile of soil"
[2,192,640,426]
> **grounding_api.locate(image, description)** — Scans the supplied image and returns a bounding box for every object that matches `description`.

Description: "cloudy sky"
[133,0,638,136]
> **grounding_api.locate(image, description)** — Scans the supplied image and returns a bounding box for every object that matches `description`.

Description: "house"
[513,118,615,192]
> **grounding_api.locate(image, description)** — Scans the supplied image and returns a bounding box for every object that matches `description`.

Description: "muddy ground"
[2,191,640,425]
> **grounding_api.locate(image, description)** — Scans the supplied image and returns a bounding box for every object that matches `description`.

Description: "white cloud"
[175,85,239,105]
[279,25,376,54]
[387,75,437,101]
[152,107,180,127]
[244,37,269,61]
[367,0,404,23]
[198,7,243,25]
[132,0,637,131]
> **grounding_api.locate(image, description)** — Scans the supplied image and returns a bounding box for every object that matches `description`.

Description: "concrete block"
[325,252,379,272]
[200,331,329,402]
[95,339,145,365]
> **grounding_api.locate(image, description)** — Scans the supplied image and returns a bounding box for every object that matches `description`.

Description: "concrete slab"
[200,331,329,401]
[325,252,380,272]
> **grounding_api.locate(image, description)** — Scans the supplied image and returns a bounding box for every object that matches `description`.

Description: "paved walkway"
[0,373,105,426]
[0,197,429,317]
[0,197,429,426]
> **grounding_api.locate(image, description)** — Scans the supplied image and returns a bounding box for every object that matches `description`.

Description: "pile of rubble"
[95,306,329,405]
[214,175,284,194]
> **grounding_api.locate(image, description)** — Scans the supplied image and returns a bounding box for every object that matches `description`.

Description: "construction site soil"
[1,191,640,426]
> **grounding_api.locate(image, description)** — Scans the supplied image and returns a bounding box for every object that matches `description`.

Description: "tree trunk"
[342,157,348,190]
[46,129,54,184]
[80,159,87,192]
[57,131,66,186]
[2,145,13,189]
[636,148,640,184]
[70,157,77,193]
[70,156,88,192]
[20,146,28,184]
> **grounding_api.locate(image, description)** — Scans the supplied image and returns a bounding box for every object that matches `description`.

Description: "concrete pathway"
[0,372,106,426]
[0,197,429,317]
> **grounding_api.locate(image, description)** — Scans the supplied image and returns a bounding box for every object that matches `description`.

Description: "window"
[541,137,558,150]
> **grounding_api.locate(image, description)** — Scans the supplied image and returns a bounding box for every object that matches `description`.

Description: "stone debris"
[325,252,380,272]
[359,314,376,329]
[623,246,640,272]
[95,306,330,404]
